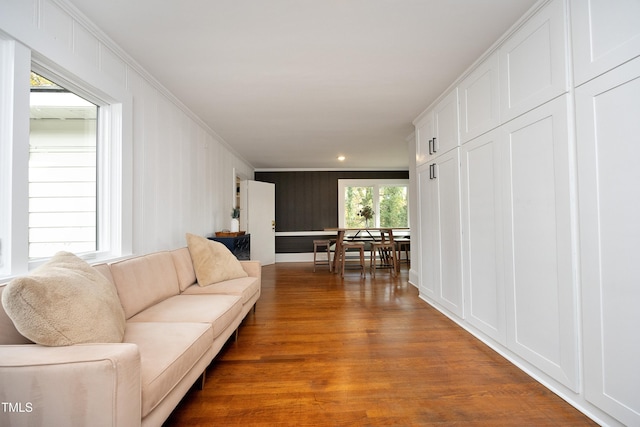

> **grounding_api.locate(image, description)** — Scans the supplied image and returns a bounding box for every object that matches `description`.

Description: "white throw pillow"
[1,252,126,346]
[186,233,248,287]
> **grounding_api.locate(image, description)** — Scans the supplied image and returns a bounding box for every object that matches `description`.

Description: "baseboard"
[275,253,315,263]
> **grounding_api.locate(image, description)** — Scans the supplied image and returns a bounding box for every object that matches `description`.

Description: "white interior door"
[242,180,275,265]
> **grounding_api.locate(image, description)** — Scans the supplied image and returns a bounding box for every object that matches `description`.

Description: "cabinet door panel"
[500,0,568,121]
[502,95,578,391]
[433,89,460,155]
[571,0,640,86]
[418,152,463,318]
[461,130,505,344]
[576,58,640,427]
[418,163,438,298]
[434,149,463,317]
[459,52,500,143]
[416,114,433,166]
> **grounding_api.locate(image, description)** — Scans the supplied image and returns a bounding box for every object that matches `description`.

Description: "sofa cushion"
[1,252,126,346]
[123,322,213,418]
[186,233,248,287]
[0,285,33,345]
[170,247,197,292]
[181,276,259,305]
[110,252,181,319]
[92,263,116,286]
[127,294,242,339]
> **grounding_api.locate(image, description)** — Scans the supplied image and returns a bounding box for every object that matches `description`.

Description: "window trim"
[27,65,112,267]
[0,38,31,277]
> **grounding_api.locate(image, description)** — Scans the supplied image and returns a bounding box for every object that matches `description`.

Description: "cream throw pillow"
[186,233,248,287]
[1,252,126,346]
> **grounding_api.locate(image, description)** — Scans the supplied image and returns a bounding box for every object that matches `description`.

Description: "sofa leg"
[197,370,206,390]
[234,328,239,342]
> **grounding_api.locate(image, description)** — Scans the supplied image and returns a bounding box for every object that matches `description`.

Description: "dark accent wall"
[255,170,409,253]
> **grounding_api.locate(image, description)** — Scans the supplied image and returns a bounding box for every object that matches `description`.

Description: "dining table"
[324,227,409,273]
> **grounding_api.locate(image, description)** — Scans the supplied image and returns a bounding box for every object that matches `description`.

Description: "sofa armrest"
[0,343,141,427]
[239,260,261,280]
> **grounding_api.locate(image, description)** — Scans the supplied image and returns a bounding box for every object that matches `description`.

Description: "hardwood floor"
[164,262,596,426]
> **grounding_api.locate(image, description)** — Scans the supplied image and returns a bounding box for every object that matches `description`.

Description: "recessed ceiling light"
[337,155,346,161]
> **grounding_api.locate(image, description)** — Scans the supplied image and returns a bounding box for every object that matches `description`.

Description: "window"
[0,37,131,278]
[338,179,409,228]
[29,72,98,259]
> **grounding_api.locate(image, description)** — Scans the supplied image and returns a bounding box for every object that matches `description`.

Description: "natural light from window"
[29,72,98,259]
[338,179,409,229]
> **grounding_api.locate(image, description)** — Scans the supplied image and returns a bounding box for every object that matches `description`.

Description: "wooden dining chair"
[313,239,332,272]
[396,239,410,269]
[340,241,366,278]
[370,230,397,277]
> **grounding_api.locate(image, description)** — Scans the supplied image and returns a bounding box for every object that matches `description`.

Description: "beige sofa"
[0,247,261,427]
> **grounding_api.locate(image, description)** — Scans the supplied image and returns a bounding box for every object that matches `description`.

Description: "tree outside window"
[378,186,408,228]
[345,186,373,227]
[339,179,409,228]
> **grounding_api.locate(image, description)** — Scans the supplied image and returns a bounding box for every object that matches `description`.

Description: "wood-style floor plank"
[164,263,596,426]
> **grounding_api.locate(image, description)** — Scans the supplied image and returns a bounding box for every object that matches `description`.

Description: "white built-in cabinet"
[574,55,640,427]
[416,86,462,318]
[425,0,576,388]
[571,1,640,424]
[418,149,463,318]
[460,96,579,391]
[414,0,640,424]
[458,54,504,342]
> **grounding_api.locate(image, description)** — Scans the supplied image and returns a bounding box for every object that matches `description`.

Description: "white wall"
[406,131,418,287]
[0,0,254,257]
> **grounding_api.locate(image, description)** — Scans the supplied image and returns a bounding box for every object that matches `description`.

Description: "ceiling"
[68,0,538,170]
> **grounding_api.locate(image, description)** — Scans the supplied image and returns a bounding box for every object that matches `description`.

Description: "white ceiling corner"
[67,0,539,170]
